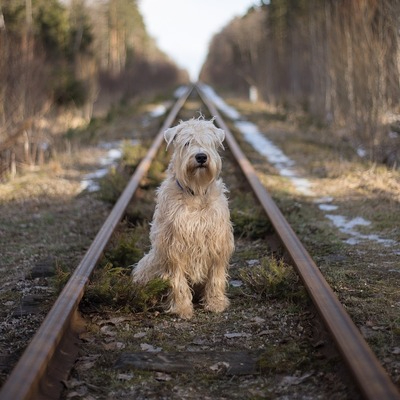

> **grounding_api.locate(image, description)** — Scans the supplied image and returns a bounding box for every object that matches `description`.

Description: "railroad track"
[1,85,399,400]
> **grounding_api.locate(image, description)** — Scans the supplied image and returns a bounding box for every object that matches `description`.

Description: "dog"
[132,117,234,319]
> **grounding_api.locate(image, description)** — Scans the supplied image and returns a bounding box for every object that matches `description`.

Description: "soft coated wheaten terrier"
[132,117,234,319]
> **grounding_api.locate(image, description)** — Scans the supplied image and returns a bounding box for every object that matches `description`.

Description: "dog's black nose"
[195,153,207,164]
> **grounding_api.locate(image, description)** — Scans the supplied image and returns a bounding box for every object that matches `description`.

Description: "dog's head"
[164,117,225,193]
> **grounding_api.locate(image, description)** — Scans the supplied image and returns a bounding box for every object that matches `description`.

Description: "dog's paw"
[168,304,194,319]
[203,296,229,313]
[177,308,194,319]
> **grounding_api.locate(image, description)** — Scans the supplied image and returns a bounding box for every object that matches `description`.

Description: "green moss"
[122,142,148,168]
[97,166,130,204]
[239,257,301,301]
[230,194,273,239]
[81,262,169,313]
[53,264,72,293]
[103,229,144,269]
[257,342,308,374]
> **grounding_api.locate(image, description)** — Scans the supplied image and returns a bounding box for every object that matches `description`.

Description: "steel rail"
[196,84,400,400]
[0,85,193,400]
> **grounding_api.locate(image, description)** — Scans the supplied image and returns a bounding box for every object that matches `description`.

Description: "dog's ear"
[164,126,179,149]
[214,127,225,148]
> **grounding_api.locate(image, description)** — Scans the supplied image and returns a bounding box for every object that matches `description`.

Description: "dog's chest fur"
[158,178,231,283]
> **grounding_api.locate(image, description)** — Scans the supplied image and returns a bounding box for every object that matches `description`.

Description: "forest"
[1,0,399,179]
[0,0,188,179]
[201,0,400,165]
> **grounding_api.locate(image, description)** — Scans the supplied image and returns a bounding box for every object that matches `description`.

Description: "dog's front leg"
[166,270,194,319]
[202,262,229,313]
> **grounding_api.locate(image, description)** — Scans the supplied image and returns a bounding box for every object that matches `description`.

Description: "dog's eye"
[184,141,190,147]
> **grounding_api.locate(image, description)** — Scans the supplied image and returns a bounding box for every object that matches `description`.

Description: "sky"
[138,0,259,81]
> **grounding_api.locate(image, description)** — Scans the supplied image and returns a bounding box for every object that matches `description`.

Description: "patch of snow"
[80,140,139,193]
[326,215,371,230]
[314,197,334,204]
[325,214,396,246]
[289,177,313,195]
[318,204,339,211]
[357,146,367,157]
[99,149,122,166]
[174,86,188,98]
[142,102,169,127]
[83,168,109,181]
[233,120,313,195]
[149,104,167,118]
[199,84,241,120]
[234,121,294,167]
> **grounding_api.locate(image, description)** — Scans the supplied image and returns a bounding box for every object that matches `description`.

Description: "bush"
[54,74,87,106]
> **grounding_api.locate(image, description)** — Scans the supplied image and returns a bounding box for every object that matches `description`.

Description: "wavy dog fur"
[132,117,234,319]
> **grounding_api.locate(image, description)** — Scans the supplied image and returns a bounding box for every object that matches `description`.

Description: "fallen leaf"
[74,355,100,372]
[62,378,83,390]
[192,338,208,345]
[155,372,172,381]
[78,332,94,343]
[140,343,162,352]
[117,373,134,381]
[103,341,126,351]
[75,361,96,371]
[391,347,400,355]
[229,280,243,287]
[251,317,265,324]
[100,325,117,336]
[258,330,276,336]
[99,316,131,326]
[224,332,250,339]
[133,332,147,339]
[279,371,313,387]
[209,361,230,372]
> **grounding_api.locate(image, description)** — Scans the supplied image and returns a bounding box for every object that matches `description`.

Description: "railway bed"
[0,86,399,400]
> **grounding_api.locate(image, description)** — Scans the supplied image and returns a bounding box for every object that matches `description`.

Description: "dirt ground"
[0,92,399,399]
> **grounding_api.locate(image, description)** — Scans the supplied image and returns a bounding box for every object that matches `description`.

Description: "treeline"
[0,0,188,179]
[201,0,400,165]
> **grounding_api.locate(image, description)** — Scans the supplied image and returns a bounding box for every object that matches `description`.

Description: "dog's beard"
[175,162,217,194]
[187,163,214,185]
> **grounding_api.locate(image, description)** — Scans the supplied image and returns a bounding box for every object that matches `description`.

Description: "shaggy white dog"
[132,117,234,319]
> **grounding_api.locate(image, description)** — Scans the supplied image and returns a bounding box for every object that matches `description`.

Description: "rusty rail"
[196,84,400,400]
[0,85,193,400]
